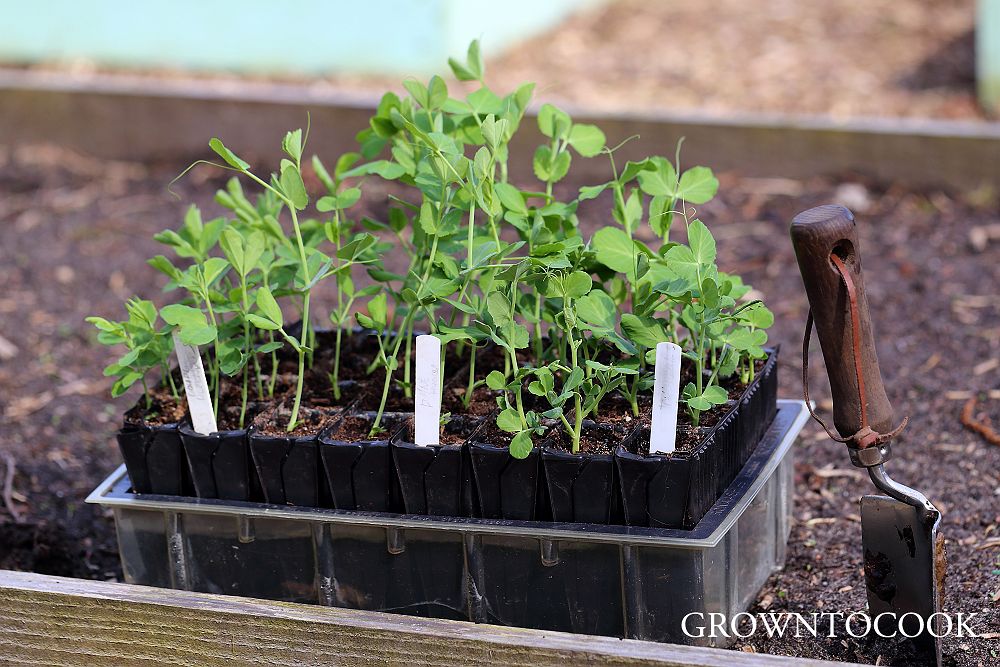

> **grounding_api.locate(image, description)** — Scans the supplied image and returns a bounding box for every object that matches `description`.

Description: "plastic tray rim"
[86,400,808,548]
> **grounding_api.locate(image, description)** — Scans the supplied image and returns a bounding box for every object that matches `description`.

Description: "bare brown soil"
[1,146,999,664]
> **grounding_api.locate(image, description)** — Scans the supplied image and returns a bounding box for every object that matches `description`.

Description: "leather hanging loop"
[801,253,909,450]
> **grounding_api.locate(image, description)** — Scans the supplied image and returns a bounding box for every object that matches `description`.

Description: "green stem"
[286,204,312,433]
[239,278,253,429]
[369,311,416,437]
[331,325,343,400]
[288,292,310,431]
[268,333,278,397]
[466,201,476,274]
[370,341,393,438]
[204,299,221,419]
[696,323,707,397]
[331,222,344,400]
[533,296,543,361]
[252,352,264,400]
[403,318,414,399]
[164,363,179,399]
[463,346,477,409]
[628,373,640,417]
[568,324,582,454]
[239,363,249,429]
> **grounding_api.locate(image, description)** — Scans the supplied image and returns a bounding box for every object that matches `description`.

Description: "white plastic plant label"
[650,341,682,454]
[172,331,217,435]
[414,334,442,446]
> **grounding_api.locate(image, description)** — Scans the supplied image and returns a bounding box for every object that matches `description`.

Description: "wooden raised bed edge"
[1,68,999,189]
[0,569,864,667]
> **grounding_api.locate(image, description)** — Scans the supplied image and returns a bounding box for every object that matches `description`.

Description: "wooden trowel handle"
[790,204,895,439]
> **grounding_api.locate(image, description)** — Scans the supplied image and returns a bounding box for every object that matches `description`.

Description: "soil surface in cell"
[1,147,998,665]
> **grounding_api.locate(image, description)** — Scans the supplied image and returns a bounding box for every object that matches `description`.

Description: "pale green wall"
[979,0,1000,114]
[0,0,599,75]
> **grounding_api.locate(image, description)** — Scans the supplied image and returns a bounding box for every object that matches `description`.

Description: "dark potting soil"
[323,414,380,441]
[123,385,186,426]
[252,404,342,437]
[4,151,999,665]
[542,425,618,456]
[470,418,514,448]
[443,385,498,416]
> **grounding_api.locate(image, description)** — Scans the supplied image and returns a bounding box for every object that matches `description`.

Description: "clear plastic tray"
[87,399,808,647]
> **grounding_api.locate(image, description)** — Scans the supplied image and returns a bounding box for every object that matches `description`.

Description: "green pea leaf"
[312,155,336,193]
[494,182,527,215]
[449,39,485,82]
[367,292,388,328]
[743,304,775,329]
[219,229,246,276]
[497,408,522,433]
[486,291,512,325]
[701,384,730,405]
[246,314,280,331]
[720,327,768,350]
[620,314,669,349]
[688,396,711,411]
[636,156,677,197]
[208,138,250,171]
[621,159,656,182]
[466,87,503,115]
[280,161,308,210]
[147,254,182,281]
[567,123,605,157]
[255,287,283,328]
[342,160,406,180]
[86,316,118,333]
[179,324,218,347]
[485,370,507,391]
[160,304,207,329]
[592,226,639,282]
[687,219,717,265]
[481,114,503,150]
[354,312,377,331]
[402,79,428,107]
[244,231,266,272]
[676,166,719,204]
[418,201,438,235]
[282,129,303,162]
[575,289,617,330]
[701,276,720,309]
[563,367,584,393]
[427,75,448,109]
[538,104,571,140]
[562,271,593,298]
[649,194,673,239]
[532,145,552,182]
[578,182,611,201]
[509,430,533,459]
[317,187,362,212]
[202,257,230,286]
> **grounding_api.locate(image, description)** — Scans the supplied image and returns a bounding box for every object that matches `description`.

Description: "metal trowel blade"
[861,494,945,666]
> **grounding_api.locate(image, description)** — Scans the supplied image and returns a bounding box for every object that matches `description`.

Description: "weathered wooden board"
[0,570,859,667]
[1,68,999,189]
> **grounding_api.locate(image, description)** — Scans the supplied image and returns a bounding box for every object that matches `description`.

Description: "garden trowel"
[791,204,944,666]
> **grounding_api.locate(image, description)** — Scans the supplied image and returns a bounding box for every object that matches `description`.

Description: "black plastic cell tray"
[88,400,807,648]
